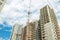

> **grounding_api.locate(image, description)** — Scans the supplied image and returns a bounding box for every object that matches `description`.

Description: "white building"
[40,5,59,40]
[10,23,23,40]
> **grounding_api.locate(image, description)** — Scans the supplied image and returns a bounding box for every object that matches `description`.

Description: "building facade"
[40,5,59,40]
[0,0,6,11]
[56,28,60,40]
[10,5,60,40]
[20,21,38,40]
[36,20,42,40]
[30,21,38,40]
[20,26,27,40]
[10,23,22,40]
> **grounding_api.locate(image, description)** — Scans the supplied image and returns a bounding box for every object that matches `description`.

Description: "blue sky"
[0,0,60,40]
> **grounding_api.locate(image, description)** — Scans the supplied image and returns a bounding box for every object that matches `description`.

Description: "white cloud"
[0,28,2,30]
[5,29,12,32]
[59,23,60,27]
[0,37,9,40]
[0,0,60,27]
[0,37,5,40]
[57,19,60,27]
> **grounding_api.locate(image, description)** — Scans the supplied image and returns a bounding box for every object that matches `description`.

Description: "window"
[43,36,45,39]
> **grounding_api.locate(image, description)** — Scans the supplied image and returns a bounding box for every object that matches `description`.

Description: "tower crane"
[26,0,31,40]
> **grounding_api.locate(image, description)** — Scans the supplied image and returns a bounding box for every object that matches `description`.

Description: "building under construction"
[0,0,60,40]
[38,5,60,40]
[20,21,38,40]
[10,4,60,40]
[20,5,60,40]
[10,23,22,40]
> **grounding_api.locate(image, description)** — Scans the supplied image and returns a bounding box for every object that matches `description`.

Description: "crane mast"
[27,0,31,25]
[26,0,31,40]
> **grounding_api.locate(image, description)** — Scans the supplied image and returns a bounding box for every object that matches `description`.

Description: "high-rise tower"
[0,0,6,11]
[20,26,27,40]
[40,5,59,40]
[20,21,38,40]
[10,24,22,40]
